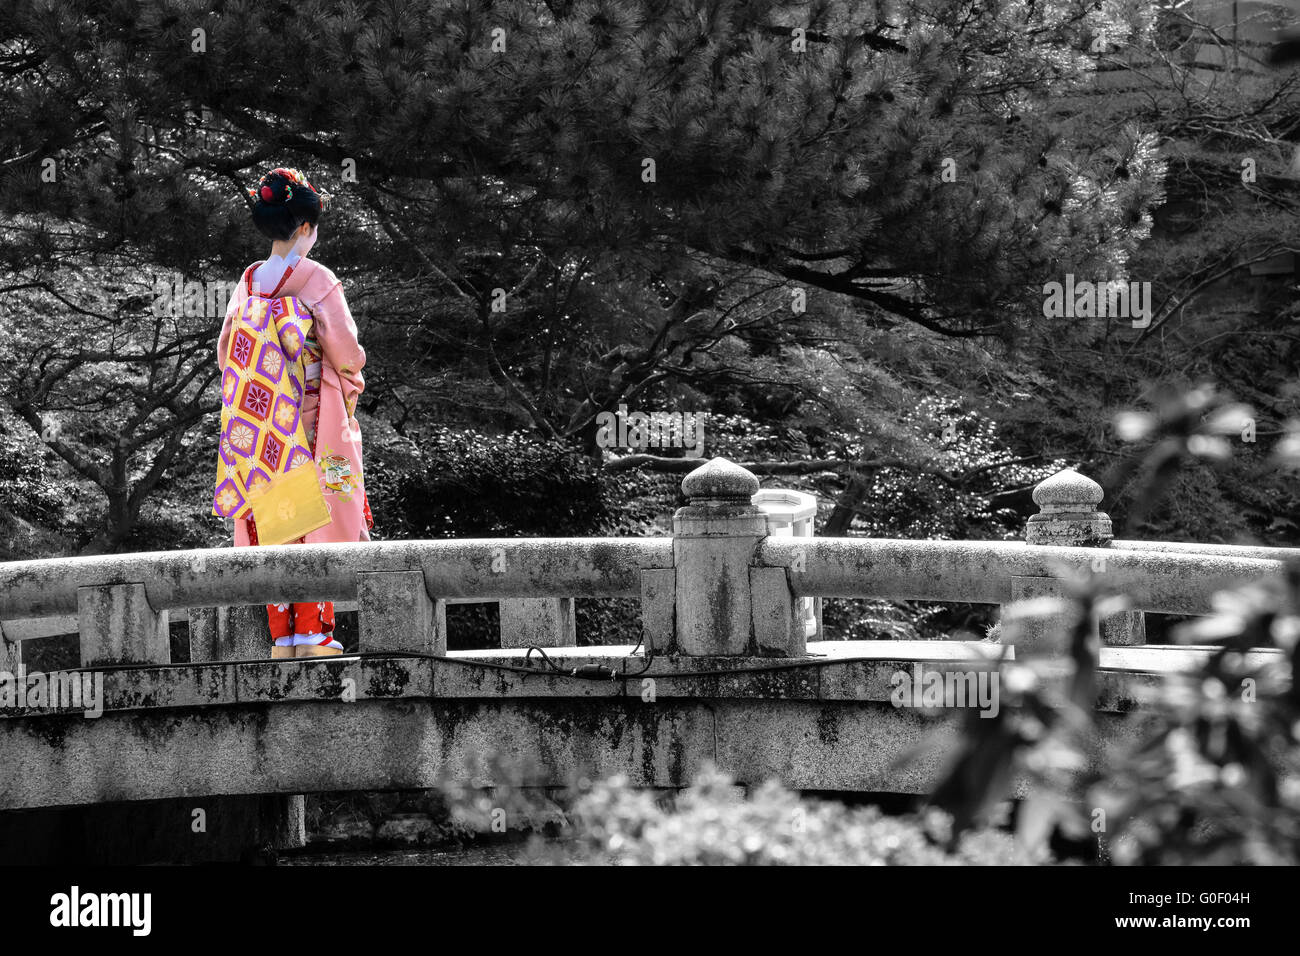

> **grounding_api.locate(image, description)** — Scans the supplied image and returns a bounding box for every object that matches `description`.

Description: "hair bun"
[248,166,326,240]
[250,167,317,206]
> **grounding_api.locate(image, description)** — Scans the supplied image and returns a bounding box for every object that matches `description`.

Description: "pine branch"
[753,24,908,55]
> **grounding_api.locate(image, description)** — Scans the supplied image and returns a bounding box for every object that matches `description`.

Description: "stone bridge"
[0,458,1291,862]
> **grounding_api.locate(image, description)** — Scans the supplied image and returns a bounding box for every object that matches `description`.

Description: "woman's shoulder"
[296,257,340,282]
[293,258,345,303]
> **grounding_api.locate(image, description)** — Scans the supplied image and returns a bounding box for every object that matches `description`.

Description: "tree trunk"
[79,448,135,555]
[823,474,868,537]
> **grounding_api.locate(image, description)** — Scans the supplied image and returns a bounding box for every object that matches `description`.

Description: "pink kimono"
[217,258,373,545]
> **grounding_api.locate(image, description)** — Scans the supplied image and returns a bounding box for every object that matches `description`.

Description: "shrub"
[530,765,1038,865]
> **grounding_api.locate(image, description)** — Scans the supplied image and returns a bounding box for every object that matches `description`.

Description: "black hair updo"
[247,167,326,241]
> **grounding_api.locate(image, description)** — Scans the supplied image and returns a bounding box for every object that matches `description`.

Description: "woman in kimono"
[216,167,374,658]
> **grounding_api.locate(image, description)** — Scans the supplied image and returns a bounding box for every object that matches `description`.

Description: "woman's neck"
[270,238,299,260]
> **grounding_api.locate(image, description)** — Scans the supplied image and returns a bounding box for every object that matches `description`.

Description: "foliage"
[382,423,662,539]
[0,404,74,532]
[0,0,1164,331]
[921,387,1300,864]
[0,244,217,552]
[526,765,1038,865]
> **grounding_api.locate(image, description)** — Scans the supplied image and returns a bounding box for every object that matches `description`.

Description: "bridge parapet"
[0,458,1295,670]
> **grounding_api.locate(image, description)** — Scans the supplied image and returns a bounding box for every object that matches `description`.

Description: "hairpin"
[248,168,319,206]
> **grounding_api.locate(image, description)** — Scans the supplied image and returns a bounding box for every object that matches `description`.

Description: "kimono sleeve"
[217,267,252,372]
[302,264,366,417]
[216,308,233,372]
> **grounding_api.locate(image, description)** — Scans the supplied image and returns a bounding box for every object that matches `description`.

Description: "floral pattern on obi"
[212,295,317,519]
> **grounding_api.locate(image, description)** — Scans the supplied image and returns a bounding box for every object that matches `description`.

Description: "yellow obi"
[212,296,321,521]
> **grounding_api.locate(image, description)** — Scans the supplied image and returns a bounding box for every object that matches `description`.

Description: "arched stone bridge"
[0,458,1290,862]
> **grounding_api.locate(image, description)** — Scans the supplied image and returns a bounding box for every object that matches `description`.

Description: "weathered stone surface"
[0,538,675,619]
[1001,584,1146,652]
[762,535,1288,615]
[218,603,273,660]
[0,688,1165,813]
[499,597,575,648]
[195,605,306,856]
[5,641,1272,721]
[76,582,169,666]
[673,458,771,655]
[0,625,20,672]
[680,456,761,502]
[0,639,1274,814]
[1101,609,1146,646]
[1110,539,1299,560]
[357,569,444,655]
[233,656,436,704]
[749,566,805,657]
[672,522,765,655]
[1004,575,1082,654]
[4,530,1284,639]
[189,605,286,663]
[186,606,224,663]
[1033,468,1105,508]
[1026,468,1111,547]
[639,568,675,653]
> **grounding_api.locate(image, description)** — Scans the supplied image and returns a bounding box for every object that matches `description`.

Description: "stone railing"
[0,457,1293,671]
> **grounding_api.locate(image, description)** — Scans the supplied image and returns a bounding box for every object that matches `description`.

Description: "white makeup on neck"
[252,224,318,297]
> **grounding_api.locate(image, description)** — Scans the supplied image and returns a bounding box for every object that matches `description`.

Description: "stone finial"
[1026,468,1112,546]
[1032,468,1104,512]
[681,457,760,503]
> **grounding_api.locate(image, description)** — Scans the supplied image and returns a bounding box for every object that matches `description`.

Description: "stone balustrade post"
[640,568,676,654]
[673,457,804,656]
[76,582,170,667]
[1008,469,1145,652]
[357,569,446,654]
[187,606,225,662]
[188,604,273,662]
[499,598,575,648]
[0,622,20,673]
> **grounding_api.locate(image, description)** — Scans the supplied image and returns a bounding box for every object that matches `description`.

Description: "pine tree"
[2,0,1165,330]
[0,0,1173,550]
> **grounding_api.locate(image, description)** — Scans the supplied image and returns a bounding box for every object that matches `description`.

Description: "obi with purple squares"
[212,296,318,519]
